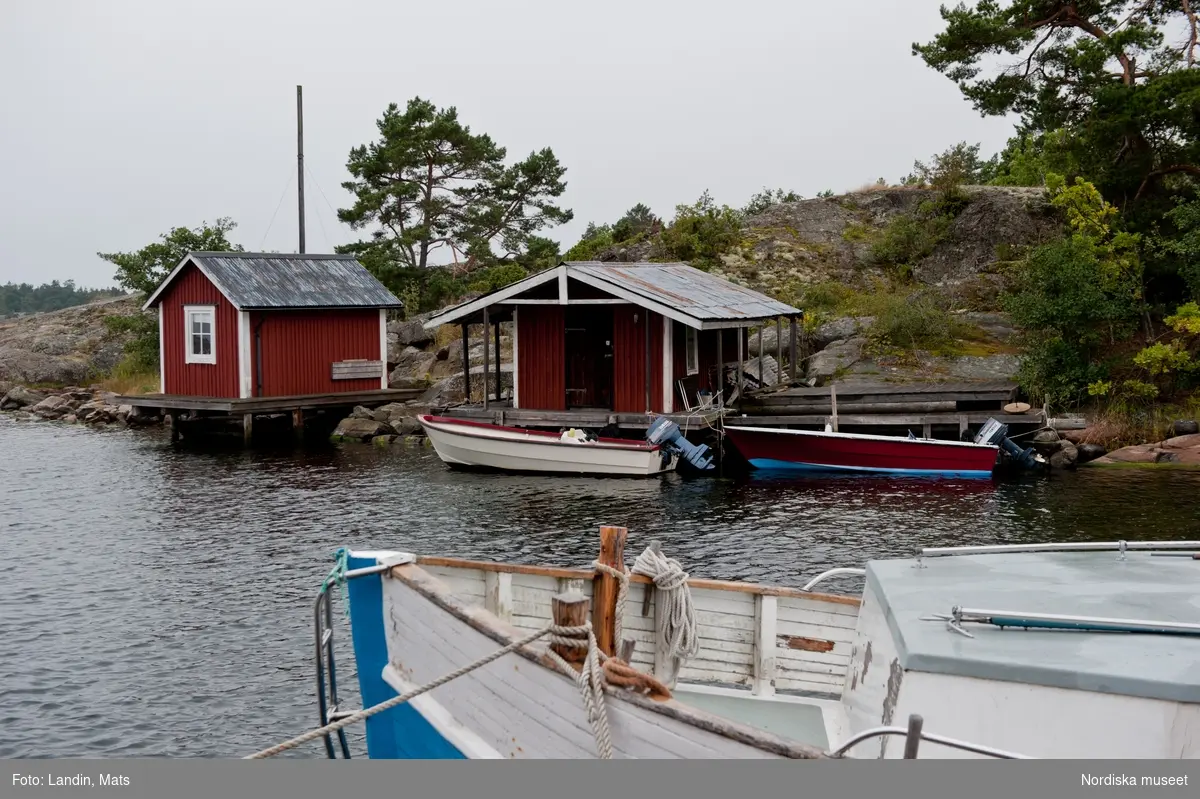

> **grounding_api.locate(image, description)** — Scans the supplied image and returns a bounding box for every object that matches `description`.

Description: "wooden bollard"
[551,592,590,666]
[593,525,627,657]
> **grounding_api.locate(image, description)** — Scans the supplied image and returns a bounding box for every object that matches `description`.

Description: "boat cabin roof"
[869,550,1200,703]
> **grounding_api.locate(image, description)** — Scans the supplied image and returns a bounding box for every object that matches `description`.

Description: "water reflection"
[2,414,1200,758]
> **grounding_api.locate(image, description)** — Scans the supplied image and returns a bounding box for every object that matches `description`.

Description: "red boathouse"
[142,251,403,399]
[423,261,801,420]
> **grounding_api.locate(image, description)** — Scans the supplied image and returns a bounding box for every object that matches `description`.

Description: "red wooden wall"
[612,307,664,413]
[160,265,240,398]
[253,309,381,397]
[516,306,566,410]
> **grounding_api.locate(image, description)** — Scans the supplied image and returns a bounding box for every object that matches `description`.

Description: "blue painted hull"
[747,458,994,479]
[345,553,465,758]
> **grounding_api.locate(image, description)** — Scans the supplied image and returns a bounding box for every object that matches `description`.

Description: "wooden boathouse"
[423,261,802,430]
[116,251,422,442]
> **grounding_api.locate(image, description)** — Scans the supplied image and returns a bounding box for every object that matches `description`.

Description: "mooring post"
[903,714,924,759]
[242,413,254,446]
[292,408,305,442]
[167,412,180,443]
[593,525,628,657]
[550,592,590,667]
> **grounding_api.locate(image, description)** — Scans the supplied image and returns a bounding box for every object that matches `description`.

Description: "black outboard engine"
[975,418,1043,470]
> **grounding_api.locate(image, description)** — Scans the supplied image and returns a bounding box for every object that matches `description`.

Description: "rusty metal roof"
[567,262,799,322]
[144,252,402,310]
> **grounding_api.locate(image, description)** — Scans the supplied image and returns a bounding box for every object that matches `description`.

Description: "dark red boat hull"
[724,425,998,478]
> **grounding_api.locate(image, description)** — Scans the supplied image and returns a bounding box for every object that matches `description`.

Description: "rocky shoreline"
[0,383,160,427]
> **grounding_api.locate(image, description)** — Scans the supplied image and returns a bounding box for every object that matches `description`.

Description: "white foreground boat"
[417,414,678,477]
[284,534,1200,761]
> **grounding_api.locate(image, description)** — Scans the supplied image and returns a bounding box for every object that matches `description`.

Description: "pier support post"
[292,408,305,441]
[167,412,180,443]
[550,592,590,667]
[715,331,724,406]
[242,413,254,446]
[593,526,628,657]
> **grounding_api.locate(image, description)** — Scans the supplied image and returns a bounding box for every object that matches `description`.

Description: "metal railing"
[829,714,1033,759]
[801,568,866,592]
[919,540,1200,558]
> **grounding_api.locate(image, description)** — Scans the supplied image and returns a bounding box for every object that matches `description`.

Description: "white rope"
[244,622,615,760]
[631,547,699,666]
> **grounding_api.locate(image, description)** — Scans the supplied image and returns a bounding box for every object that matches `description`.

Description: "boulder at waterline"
[1076,443,1107,464]
[29,394,74,419]
[390,416,422,436]
[371,403,411,424]
[330,418,392,442]
[372,434,399,447]
[1048,440,1078,470]
[349,405,375,421]
[1,386,46,409]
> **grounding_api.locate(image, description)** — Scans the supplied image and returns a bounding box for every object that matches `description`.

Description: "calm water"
[2,414,1199,758]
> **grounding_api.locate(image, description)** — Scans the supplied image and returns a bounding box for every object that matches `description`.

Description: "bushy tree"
[742,187,803,216]
[659,190,743,270]
[98,218,242,296]
[337,97,572,282]
[611,203,661,243]
[902,142,996,189]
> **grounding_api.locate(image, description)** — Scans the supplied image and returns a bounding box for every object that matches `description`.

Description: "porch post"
[789,315,798,382]
[461,321,471,401]
[716,330,724,404]
[736,328,744,410]
[482,306,490,411]
[644,311,652,414]
[757,322,764,386]
[494,319,502,402]
[776,317,783,384]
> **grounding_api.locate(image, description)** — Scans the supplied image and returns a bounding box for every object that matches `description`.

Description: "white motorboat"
[417,414,683,477]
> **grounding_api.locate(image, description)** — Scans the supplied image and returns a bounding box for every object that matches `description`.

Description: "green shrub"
[659,190,743,269]
[102,313,159,374]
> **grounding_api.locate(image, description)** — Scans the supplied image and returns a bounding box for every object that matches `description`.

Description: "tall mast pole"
[296,85,306,254]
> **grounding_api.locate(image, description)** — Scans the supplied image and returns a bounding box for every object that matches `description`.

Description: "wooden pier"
[113,388,423,444]
[736,380,1041,438]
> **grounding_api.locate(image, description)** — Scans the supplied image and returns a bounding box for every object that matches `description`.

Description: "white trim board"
[238,311,252,397]
[511,308,520,409]
[662,315,673,414]
[379,309,389,389]
[423,266,564,330]
[158,304,166,393]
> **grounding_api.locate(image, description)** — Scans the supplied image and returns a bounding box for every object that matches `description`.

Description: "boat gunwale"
[413,554,862,607]
[723,424,1001,451]
[385,561,833,759]
[420,414,663,452]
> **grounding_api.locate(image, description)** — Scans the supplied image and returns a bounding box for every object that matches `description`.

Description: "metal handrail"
[802,568,866,592]
[919,540,1200,558]
[829,714,1032,759]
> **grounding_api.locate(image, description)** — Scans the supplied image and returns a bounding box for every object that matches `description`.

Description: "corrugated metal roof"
[567,262,799,321]
[180,252,402,309]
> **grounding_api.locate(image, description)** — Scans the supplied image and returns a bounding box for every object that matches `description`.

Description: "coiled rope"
[593,544,699,677]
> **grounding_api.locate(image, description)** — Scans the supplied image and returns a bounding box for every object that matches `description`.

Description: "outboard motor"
[975,418,1043,470]
[646,417,715,471]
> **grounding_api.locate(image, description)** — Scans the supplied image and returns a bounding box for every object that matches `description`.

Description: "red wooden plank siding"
[161,265,240,398]
[612,307,664,413]
[672,321,688,384]
[253,309,380,397]
[516,306,566,410]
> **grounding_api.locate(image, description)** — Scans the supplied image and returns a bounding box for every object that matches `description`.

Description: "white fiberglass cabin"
[311,537,1200,760]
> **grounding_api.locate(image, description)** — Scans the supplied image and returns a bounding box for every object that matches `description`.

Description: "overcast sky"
[0,1,1017,287]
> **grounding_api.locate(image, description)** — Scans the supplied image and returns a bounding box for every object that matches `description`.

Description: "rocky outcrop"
[1090,434,1200,466]
[330,417,392,442]
[1,383,138,427]
[0,385,47,409]
[0,295,146,385]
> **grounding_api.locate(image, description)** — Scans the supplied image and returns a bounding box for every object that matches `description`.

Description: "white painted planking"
[381,574,793,758]
[753,595,777,696]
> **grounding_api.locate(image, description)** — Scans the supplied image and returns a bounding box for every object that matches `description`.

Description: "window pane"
[192,334,202,354]
[201,334,211,355]
[200,320,211,335]
[192,318,202,335]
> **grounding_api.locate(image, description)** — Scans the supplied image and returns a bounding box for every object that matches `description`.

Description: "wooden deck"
[113,388,422,413]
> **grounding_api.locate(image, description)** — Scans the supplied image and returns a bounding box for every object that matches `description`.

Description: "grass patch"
[841,223,873,243]
[1079,394,1200,449]
[97,366,159,395]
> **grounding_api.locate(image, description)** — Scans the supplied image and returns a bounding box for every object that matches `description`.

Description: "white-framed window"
[184,305,216,364]
[685,325,699,375]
